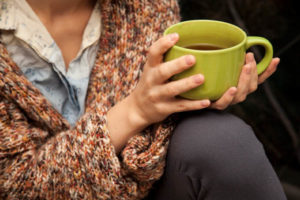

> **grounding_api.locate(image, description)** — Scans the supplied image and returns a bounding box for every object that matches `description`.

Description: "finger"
[245,52,254,64]
[210,87,237,110]
[245,53,258,93]
[258,58,280,84]
[160,73,204,97]
[232,63,252,104]
[170,98,211,113]
[147,33,179,66]
[154,55,196,82]
[249,57,258,93]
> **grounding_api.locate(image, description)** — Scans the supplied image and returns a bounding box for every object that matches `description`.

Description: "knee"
[167,110,266,176]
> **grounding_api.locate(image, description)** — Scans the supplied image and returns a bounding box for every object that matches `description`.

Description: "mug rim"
[163,19,247,53]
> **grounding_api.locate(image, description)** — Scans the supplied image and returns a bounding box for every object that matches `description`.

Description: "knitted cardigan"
[0,0,180,199]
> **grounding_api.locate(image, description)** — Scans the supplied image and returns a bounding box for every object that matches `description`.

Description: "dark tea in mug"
[183,43,224,51]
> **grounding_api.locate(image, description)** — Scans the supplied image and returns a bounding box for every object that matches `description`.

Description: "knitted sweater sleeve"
[0,92,170,199]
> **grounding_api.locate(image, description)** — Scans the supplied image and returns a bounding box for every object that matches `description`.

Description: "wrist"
[107,94,149,140]
[125,94,150,133]
[107,95,150,153]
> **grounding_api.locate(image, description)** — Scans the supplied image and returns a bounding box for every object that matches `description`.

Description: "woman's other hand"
[209,53,280,110]
[129,33,211,126]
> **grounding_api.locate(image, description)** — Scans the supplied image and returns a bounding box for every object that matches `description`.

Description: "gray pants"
[145,110,287,200]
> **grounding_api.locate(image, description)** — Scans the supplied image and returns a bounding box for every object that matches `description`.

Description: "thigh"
[145,110,286,200]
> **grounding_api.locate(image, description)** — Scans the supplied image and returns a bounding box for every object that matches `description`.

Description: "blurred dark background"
[179,0,300,199]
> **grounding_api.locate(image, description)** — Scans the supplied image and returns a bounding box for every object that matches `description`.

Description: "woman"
[0,0,286,199]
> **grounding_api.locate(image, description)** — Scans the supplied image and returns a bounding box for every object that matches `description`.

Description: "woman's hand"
[107,33,211,153]
[128,33,211,126]
[209,53,280,110]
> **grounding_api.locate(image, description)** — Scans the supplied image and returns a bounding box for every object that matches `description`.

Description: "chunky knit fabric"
[0,0,180,199]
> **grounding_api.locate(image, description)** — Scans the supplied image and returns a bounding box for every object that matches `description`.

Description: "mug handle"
[246,36,273,75]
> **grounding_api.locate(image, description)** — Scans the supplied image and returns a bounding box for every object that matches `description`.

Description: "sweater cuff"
[120,116,176,181]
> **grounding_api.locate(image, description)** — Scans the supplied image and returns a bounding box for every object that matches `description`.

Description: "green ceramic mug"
[164,20,273,100]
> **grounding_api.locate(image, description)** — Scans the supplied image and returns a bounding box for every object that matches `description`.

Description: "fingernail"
[250,53,255,61]
[193,74,204,84]
[230,87,237,96]
[186,55,195,65]
[169,33,179,41]
[201,100,210,107]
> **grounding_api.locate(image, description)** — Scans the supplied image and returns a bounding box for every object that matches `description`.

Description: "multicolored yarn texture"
[0,0,180,199]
